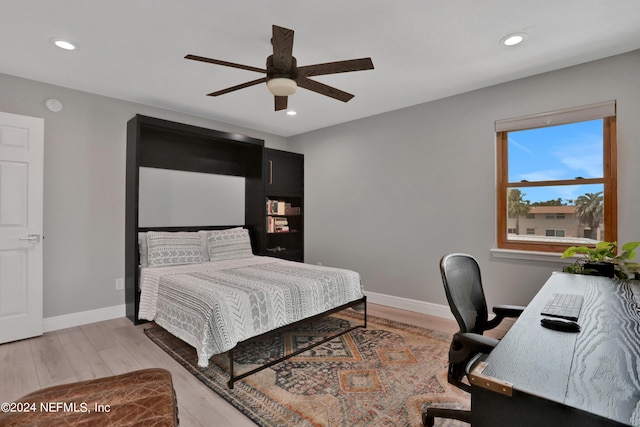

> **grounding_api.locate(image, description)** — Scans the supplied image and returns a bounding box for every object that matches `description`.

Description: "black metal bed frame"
[226,296,367,388]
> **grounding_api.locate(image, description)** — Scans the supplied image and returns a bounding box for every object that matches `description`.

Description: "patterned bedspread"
[138,256,363,367]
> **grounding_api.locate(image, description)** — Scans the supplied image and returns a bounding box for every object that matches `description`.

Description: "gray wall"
[1,50,638,319]
[288,50,640,309]
[0,73,287,318]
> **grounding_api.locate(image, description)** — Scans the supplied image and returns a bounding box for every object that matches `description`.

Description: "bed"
[137,227,366,387]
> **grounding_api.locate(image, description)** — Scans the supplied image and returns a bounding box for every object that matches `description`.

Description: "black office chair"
[422,253,525,426]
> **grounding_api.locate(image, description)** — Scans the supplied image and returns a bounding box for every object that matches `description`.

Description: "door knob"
[19,234,41,243]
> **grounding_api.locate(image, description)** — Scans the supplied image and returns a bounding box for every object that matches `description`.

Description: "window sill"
[490,248,574,264]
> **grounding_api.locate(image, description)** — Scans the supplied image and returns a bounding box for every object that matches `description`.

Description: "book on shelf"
[266,199,300,216]
[286,205,301,215]
[266,199,282,215]
[267,215,290,233]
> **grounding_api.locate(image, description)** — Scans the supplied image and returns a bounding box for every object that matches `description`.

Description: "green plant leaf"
[561,247,579,258]
[621,242,640,251]
[596,241,616,250]
[621,241,640,261]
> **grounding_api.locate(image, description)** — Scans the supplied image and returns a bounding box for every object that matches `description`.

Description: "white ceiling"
[3,1,640,137]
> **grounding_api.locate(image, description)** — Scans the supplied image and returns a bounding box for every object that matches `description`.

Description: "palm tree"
[575,192,604,239]
[507,189,530,235]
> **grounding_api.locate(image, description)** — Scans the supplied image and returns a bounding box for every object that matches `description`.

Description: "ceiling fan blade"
[296,77,354,102]
[185,54,266,74]
[298,58,374,77]
[207,77,267,96]
[271,25,295,70]
[275,96,288,111]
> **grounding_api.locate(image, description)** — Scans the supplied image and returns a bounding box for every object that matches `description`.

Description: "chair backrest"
[440,253,489,335]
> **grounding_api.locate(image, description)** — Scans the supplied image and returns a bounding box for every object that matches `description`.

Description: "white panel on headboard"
[138,167,245,227]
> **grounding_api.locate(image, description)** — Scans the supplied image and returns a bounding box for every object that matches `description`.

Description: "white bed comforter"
[138,256,363,367]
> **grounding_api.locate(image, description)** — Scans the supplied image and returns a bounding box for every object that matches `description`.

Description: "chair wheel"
[422,412,435,427]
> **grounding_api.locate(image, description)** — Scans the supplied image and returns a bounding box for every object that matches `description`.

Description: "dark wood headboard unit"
[137,225,242,233]
[125,115,266,324]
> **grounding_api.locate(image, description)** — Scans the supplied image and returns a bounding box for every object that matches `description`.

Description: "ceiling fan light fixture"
[267,78,297,96]
[185,25,374,111]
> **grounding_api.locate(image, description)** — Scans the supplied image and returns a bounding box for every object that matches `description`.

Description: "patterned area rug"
[144,310,469,426]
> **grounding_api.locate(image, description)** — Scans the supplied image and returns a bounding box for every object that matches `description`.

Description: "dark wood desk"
[470,272,640,426]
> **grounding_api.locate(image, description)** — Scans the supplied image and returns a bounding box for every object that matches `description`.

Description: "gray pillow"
[207,228,253,261]
[147,231,205,267]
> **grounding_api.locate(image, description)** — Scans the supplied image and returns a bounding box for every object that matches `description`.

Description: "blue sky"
[508,119,604,204]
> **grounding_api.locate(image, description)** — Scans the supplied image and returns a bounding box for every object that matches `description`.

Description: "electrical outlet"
[115,278,124,291]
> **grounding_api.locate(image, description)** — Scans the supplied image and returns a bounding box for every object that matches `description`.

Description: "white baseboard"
[364,291,454,321]
[44,304,126,332]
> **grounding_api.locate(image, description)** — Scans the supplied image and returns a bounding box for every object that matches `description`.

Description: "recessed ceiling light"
[51,39,77,50]
[501,33,527,46]
[286,110,297,116]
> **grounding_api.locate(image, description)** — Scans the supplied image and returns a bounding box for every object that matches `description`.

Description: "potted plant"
[561,241,640,280]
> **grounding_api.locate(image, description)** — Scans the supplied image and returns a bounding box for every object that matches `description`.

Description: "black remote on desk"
[540,318,581,333]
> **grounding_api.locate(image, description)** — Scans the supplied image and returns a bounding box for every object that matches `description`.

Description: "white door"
[0,111,44,343]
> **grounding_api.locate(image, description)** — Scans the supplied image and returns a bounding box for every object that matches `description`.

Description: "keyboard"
[541,293,583,321]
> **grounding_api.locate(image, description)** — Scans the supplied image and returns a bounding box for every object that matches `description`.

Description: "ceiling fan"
[185,25,374,111]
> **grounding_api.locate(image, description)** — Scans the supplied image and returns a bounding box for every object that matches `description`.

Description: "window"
[545,213,566,219]
[545,229,565,237]
[496,101,617,252]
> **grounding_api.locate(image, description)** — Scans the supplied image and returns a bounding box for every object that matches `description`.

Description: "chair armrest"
[458,332,499,355]
[493,305,526,318]
[485,305,526,330]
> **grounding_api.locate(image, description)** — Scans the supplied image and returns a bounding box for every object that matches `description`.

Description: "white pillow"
[207,228,253,261]
[138,232,148,267]
[147,231,205,267]
[198,230,211,262]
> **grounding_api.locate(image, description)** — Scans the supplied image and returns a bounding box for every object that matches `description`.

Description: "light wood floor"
[0,304,500,426]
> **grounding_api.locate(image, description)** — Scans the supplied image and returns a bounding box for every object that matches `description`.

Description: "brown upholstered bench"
[0,368,178,426]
